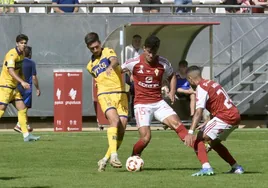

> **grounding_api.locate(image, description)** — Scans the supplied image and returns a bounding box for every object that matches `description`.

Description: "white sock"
[202,162,212,169]
[111,152,118,159]
[232,163,239,169]
[17,122,21,128]
[23,132,29,138]
[103,157,108,162]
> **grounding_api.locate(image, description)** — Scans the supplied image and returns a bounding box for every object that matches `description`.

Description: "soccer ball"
[126,156,144,172]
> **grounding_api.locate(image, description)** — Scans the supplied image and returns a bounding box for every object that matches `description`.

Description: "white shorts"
[134,100,177,128]
[201,117,237,141]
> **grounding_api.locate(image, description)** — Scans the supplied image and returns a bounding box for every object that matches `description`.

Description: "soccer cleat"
[97,159,107,172]
[24,134,40,142]
[110,156,122,168]
[227,165,244,174]
[192,168,215,176]
[14,124,33,133]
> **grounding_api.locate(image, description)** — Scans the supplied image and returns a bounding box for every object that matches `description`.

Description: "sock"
[18,108,28,134]
[175,123,188,141]
[107,127,118,155]
[175,124,209,165]
[202,162,212,169]
[104,140,123,160]
[132,139,147,156]
[23,132,29,138]
[194,138,210,165]
[0,110,4,118]
[212,142,237,166]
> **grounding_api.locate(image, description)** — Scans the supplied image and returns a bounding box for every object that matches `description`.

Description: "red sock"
[175,124,209,164]
[194,138,209,164]
[132,139,147,156]
[175,124,188,141]
[212,142,236,166]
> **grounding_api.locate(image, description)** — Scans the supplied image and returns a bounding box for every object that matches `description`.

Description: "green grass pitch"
[0,129,267,188]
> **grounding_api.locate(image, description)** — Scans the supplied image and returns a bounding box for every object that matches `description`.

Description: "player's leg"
[0,87,11,118]
[97,94,123,170]
[99,93,129,171]
[203,118,244,174]
[155,100,213,176]
[14,90,33,133]
[14,89,40,142]
[131,104,154,156]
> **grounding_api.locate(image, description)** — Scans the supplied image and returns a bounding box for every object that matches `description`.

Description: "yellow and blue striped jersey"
[87,47,125,95]
[0,48,24,88]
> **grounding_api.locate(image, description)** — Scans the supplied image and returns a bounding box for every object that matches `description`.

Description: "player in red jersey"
[121,35,212,176]
[184,65,244,176]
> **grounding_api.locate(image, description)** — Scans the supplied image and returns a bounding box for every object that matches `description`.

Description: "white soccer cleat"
[110,155,122,168]
[97,159,107,172]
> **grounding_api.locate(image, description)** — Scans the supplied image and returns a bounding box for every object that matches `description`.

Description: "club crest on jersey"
[154,68,159,76]
[138,65,144,74]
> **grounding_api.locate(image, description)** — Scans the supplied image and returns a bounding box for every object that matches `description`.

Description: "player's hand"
[21,81,30,90]
[36,89,41,97]
[196,121,207,130]
[168,92,176,105]
[184,134,195,147]
[106,67,113,76]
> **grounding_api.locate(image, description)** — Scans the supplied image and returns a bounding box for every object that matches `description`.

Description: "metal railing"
[0,4,268,14]
[215,36,268,84]
[201,17,268,67]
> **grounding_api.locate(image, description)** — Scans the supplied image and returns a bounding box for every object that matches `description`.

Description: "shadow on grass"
[0,176,22,180]
[222,171,261,174]
[11,186,51,188]
[142,167,200,171]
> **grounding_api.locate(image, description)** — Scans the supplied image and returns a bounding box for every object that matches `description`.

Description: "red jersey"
[196,79,241,125]
[121,54,173,105]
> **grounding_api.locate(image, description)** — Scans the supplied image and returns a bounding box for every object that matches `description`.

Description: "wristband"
[188,130,194,135]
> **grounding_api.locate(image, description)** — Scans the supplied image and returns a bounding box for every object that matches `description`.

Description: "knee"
[108,116,121,127]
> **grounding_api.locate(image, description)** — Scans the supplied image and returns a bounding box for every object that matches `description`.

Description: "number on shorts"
[138,107,146,115]
[216,89,233,109]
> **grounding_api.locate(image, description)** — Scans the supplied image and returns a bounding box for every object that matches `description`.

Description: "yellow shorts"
[98,92,128,118]
[0,87,23,105]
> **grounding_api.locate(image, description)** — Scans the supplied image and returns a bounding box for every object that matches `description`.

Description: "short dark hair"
[186,65,201,74]
[144,35,160,51]
[24,46,32,58]
[133,34,141,39]
[16,34,28,43]
[84,32,100,46]
[179,60,188,67]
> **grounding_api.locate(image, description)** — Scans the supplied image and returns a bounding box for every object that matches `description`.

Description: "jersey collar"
[15,47,23,55]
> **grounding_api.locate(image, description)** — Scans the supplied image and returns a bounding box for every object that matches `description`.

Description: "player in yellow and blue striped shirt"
[85,32,128,172]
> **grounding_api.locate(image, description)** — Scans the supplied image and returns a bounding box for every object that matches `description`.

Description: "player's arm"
[165,60,176,104]
[32,62,41,96]
[8,68,30,89]
[189,108,203,132]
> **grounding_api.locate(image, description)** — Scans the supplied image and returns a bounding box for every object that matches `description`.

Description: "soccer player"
[14,46,41,133]
[85,32,128,172]
[121,35,211,176]
[184,65,244,176]
[0,34,40,142]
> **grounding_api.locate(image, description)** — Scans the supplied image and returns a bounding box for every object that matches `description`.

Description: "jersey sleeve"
[164,60,174,77]
[32,62,37,76]
[5,52,18,68]
[106,48,117,59]
[121,58,137,74]
[196,85,209,109]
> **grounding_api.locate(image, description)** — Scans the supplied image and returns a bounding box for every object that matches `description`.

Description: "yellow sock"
[0,110,4,118]
[104,140,123,159]
[107,127,118,155]
[18,108,28,133]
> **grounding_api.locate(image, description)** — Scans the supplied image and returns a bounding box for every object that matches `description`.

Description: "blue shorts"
[18,86,32,108]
